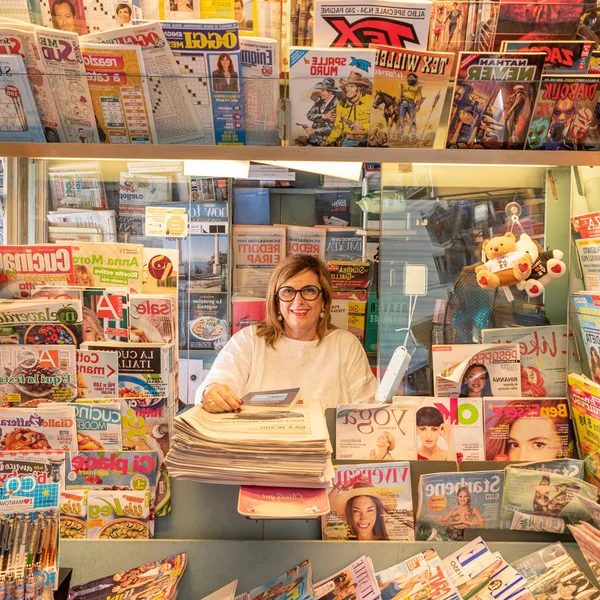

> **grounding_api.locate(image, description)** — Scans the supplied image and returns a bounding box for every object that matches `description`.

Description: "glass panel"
[378,163,571,397]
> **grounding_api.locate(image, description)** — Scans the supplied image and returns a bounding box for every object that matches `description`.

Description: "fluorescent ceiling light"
[256,161,363,181]
[184,160,250,179]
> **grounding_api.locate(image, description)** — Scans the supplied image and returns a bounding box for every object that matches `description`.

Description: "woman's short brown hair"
[255,254,333,347]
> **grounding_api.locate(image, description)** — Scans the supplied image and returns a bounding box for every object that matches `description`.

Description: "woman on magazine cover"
[459,364,492,397]
[82,307,105,342]
[197,254,377,412]
[485,399,571,461]
[415,406,458,461]
[369,432,395,460]
[439,487,485,536]
[590,346,600,383]
[212,54,239,93]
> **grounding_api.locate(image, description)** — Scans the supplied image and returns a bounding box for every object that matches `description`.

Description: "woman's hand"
[441,416,452,443]
[202,384,242,413]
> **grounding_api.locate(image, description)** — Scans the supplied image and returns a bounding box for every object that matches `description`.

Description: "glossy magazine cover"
[500,40,593,73]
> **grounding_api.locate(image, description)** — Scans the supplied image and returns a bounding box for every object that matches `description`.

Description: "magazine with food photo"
[570,293,600,382]
[315,556,379,600]
[60,490,87,539]
[482,325,569,398]
[130,295,176,345]
[395,396,484,462]
[86,489,151,539]
[432,343,522,397]
[0,345,76,406]
[484,397,575,461]
[416,471,504,541]
[376,549,460,600]
[336,404,416,460]
[184,292,229,351]
[322,462,413,541]
[69,401,123,452]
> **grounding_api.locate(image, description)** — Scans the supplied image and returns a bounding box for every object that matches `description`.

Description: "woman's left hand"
[441,416,452,443]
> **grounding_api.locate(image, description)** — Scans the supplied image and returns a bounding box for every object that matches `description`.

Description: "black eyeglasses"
[276,285,322,302]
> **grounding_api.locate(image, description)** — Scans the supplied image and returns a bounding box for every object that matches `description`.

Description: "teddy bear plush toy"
[515,232,566,297]
[475,231,533,290]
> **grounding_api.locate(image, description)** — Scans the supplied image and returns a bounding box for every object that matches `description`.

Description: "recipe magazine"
[484,397,575,461]
[76,349,119,399]
[416,471,504,541]
[481,325,569,397]
[322,462,414,541]
[375,549,460,600]
[394,396,485,461]
[335,404,416,460]
[314,556,380,600]
[432,344,522,397]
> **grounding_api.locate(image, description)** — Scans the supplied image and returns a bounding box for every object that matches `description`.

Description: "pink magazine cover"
[238,486,330,519]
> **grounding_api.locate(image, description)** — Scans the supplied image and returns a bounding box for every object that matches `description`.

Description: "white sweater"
[196,326,377,409]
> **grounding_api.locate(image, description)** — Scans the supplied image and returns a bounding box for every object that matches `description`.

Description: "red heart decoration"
[551,264,562,273]
[530,285,540,294]
[518,263,528,273]
[23,498,30,504]
[479,277,488,286]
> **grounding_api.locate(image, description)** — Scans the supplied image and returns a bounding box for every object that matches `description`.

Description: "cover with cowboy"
[289,47,376,147]
[526,74,600,150]
[416,470,504,541]
[369,46,454,147]
[446,52,546,149]
[321,462,414,541]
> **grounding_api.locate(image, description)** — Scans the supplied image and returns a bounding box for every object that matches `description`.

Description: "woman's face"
[221,55,231,69]
[465,367,487,395]
[350,496,377,540]
[417,425,441,448]
[376,433,389,449]
[278,270,324,337]
[117,7,130,22]
[76,271,92,287]
[507,417,560,461]
[457,490,469,506]
[83,314,102,341]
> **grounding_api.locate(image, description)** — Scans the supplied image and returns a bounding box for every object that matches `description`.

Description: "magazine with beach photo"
[322,462,414,541]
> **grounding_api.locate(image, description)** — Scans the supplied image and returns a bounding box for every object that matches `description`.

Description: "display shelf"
[59,540,594,599]
[4,143,600,166]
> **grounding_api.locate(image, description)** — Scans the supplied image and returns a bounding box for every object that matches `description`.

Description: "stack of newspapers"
[165,400,333,487]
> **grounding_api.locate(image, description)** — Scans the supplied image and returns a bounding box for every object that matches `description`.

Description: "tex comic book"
[446,52,545,149]
[501,40,594,73]
[369,46,454,148]
[526,74,600,150]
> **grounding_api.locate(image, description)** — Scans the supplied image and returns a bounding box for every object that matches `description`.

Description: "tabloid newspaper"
[81,22,206,145]
[314,556,379,600]
[80,42,157,144]
[335,404,416,460]
[431,343,522,397]
[240,37,280,146]
[416,471,504,541]
[238,560,314,600]
[500,40,594,73]
[233,225,286,296]
[570,293,600,381]
[376,549,460,600]
[446,52,545,149]
[161,19,246,145]
[322,462,414,541]
[35,26,100,143]
[0,26,66,142]
[482,325,569,397]
[526,75,600,150]
[313,0,431,50]
[394,396,484,461]
[512,543,600,599]
[483,397,575,461]
[289,47,376,148]
[369,46,454,148]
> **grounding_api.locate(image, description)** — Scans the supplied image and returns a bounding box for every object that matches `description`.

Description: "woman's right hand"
[202,384,242,413]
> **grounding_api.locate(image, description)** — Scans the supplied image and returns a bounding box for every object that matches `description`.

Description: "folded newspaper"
[165,400,333,487]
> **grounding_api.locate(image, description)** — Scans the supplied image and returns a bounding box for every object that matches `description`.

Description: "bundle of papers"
[165,400,333,487]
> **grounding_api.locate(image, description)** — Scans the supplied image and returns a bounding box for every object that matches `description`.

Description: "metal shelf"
[2,143,600,166]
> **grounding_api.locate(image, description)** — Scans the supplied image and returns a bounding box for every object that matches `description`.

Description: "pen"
[8,518,21,573]
[2,519,14,574]
[25,523,38,569]
[16,520,28,573]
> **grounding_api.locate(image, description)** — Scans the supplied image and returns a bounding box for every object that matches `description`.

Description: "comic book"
[416,471,504,541]
[484,397,575,462]
[0,26,67,142]
[369,46,454,148]
[289,47,376,148]
[82,22,206,145]
[314,557,379,600]
[161,19,246,145]
[376,549,461,600]
[313,0,431,51]
[0,54,45,143]
[394,396,485,461]
[35,26,100,144]
[570,293,600,382]
[501,40,594,73]
[526,74,600,150]
[431,343,522,397]
[482,325,569,398]
[322,462,414,541]
[568,374,600,491]
[427,1,475,59]
[446,52,545,149]
[240,37,280,146]
[80,42,157,145]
